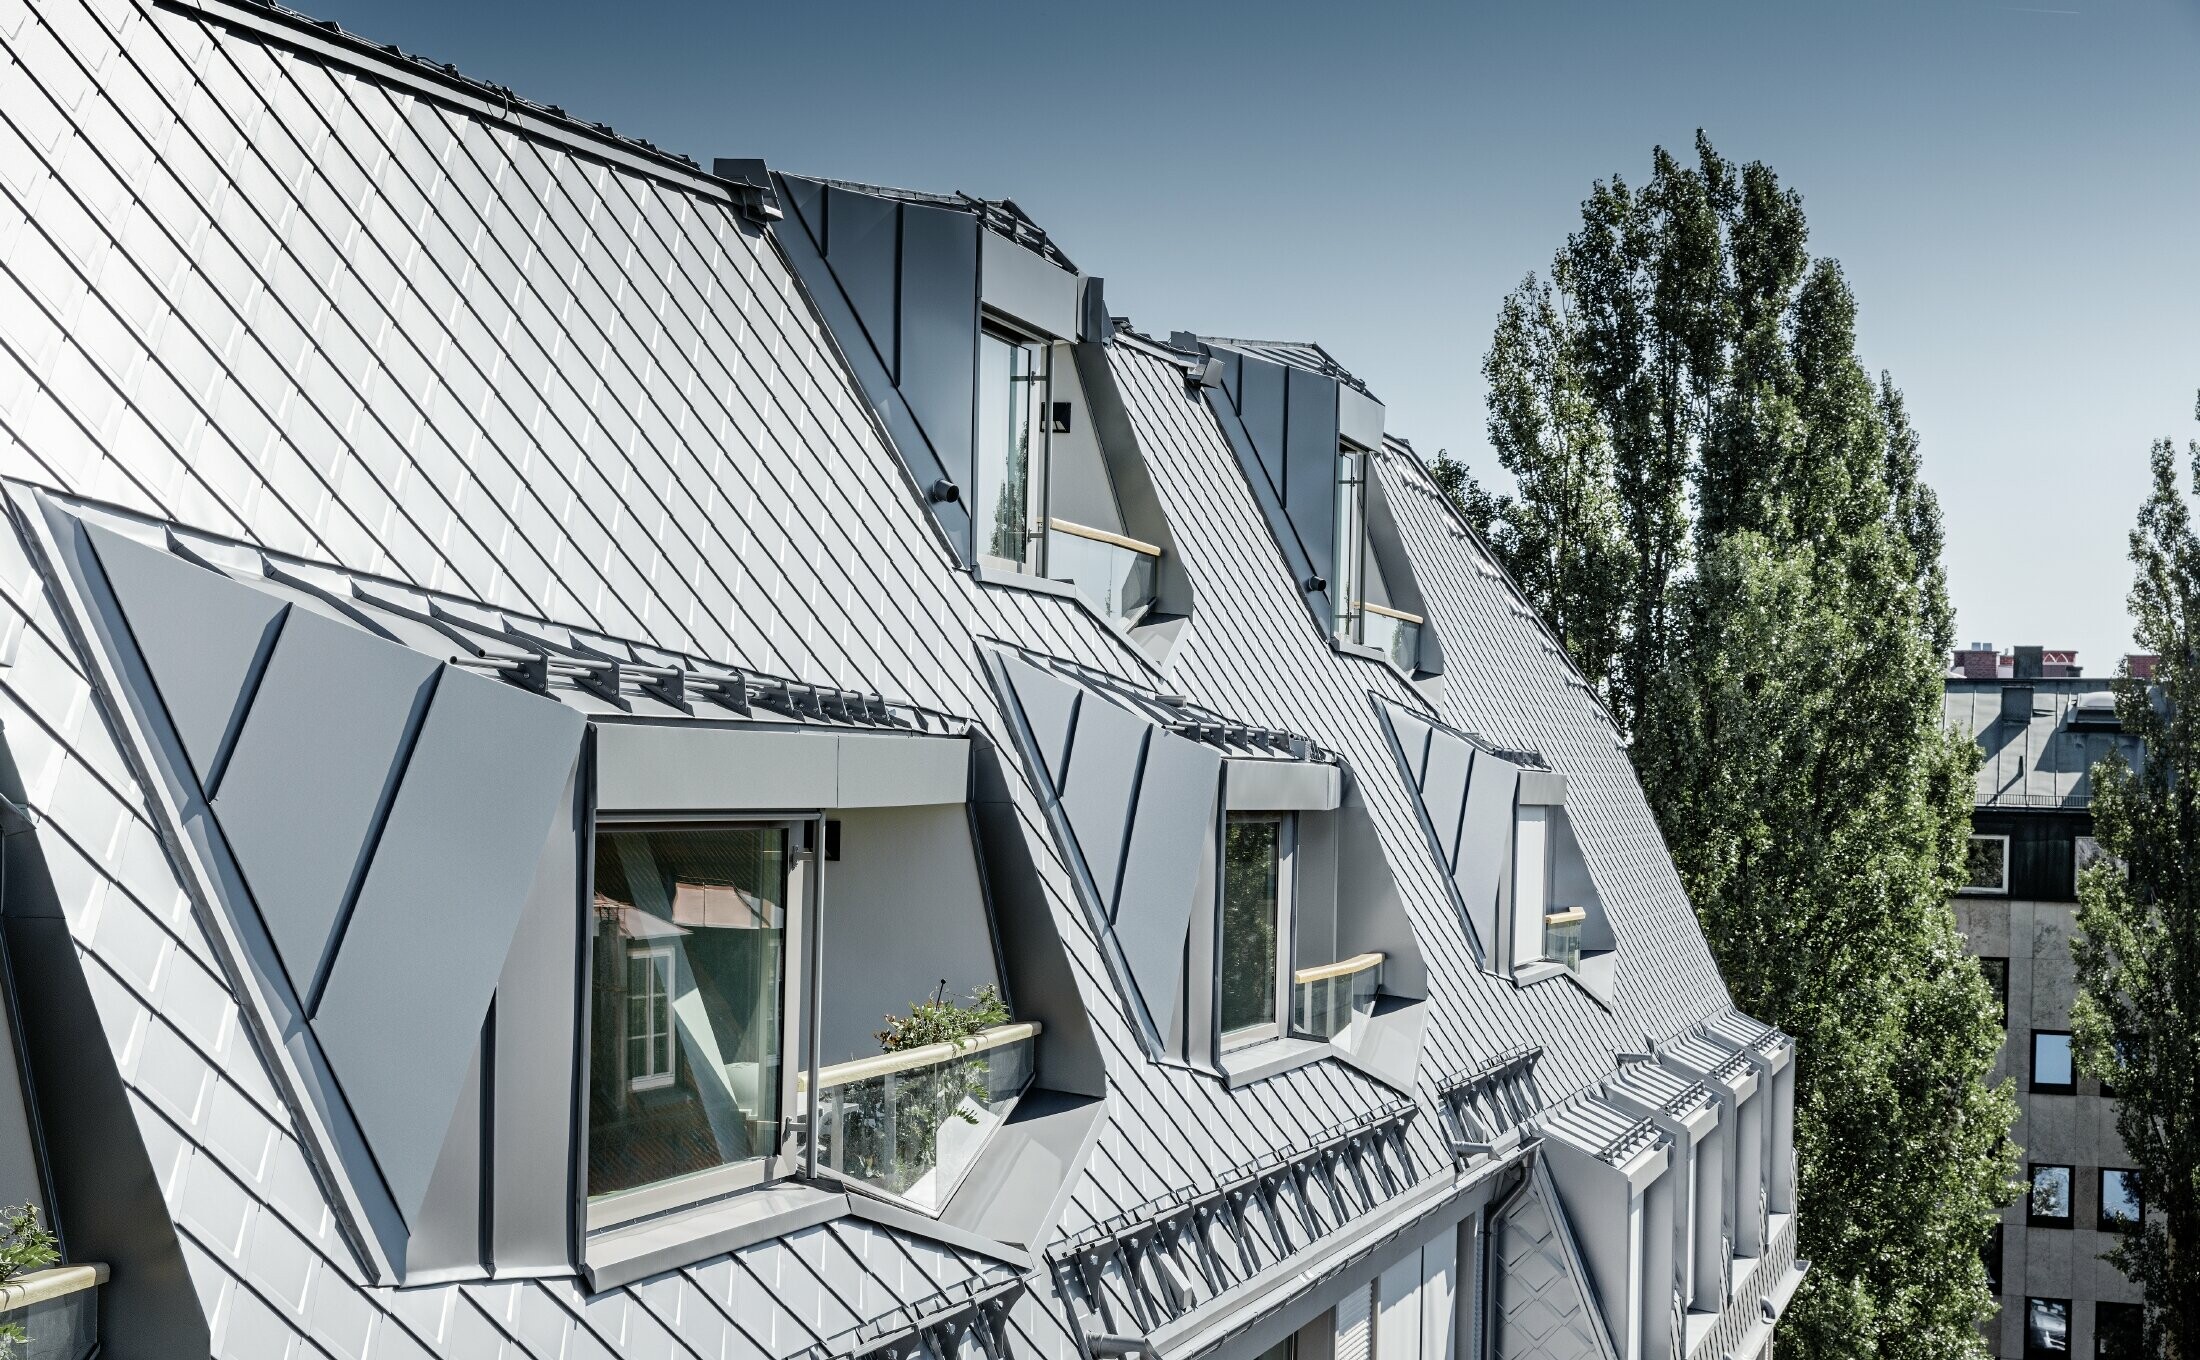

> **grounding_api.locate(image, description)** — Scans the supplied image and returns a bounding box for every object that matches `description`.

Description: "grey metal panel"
[1382,706,1435,786]
[1224,760,1340,812]
[405,1026,485,1277]
[314,666,585,1225]
[1002,655,1083,789]
[1110,730,1220,1034]
[1493,1175,1618,1360]
[980,233,1078,340]
[1056,696,1150,911]
[939,1090,1105,1250]
[1236,353,1288,499]
[836,732,970,807]
[212,608,442,996]
[1338,386,1385,453]
[1455,756,1519,952]
[781,174,826,250]
[594,724,837,812]
[1284,367,1341,593]
[823,186,902,374]
[1418,730,1475,872]
[898,202,982,508]
[85,525,290,790]
[491,765,583,1271]
[1517,770,1568,807]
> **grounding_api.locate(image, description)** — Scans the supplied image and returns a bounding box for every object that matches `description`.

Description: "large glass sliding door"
[976,329,1048,571]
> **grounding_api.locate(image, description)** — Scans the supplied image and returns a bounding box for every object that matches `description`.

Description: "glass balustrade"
[1543,910,1585,971]
[1047,522,1158,624]
[804,1022,1038,1211]
[1291,953,1383,1040]
[1359,608,1421,673]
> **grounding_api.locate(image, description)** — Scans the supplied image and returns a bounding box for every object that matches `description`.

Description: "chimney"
[2127,654,2160,681]
[2013,645,2045,680]
[1955,643,1999,680]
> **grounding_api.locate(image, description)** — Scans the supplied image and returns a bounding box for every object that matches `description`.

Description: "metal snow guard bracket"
[1436,1046,1544,1166]
[1047,1102,1418,1360]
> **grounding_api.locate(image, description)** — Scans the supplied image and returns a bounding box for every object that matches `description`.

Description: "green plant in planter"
[832,985,1011,1195]
[0,1202,59,1355]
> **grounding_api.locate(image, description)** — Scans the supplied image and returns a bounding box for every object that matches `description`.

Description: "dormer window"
[976,327,1050,571]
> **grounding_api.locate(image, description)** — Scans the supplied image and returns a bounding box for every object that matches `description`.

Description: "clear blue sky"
[330,0,2200,672]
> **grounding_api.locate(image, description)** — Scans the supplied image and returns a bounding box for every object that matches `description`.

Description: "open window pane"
[976,332,1044,568]
[1332,449,1365,642]
[1222,814,1283,1043]
[589,824,789,1200]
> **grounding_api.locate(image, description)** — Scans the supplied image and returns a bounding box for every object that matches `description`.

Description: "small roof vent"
[2070,691,2125,731]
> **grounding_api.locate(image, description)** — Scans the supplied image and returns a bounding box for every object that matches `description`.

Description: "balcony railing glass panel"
[1047,519,1158,624]
[1543,910,1585,971]
[1359,604,1422,673]
[804,1022,1038,1211]
[1291,953,1383,1040]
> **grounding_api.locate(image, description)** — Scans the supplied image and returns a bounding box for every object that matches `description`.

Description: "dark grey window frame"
[2025,1297,2072,1359]
[1961,833,2011,895]
[2098,1168,2143,1233]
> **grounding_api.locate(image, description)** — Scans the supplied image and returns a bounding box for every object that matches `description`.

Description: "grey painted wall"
[817,804,1002,1066]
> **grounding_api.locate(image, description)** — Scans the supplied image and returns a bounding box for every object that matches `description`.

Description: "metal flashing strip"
[995,647,1333,765]
[1048,1104,1417,1357]
[153,0,780,222]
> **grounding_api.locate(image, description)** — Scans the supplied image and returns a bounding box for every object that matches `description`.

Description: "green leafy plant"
[875,982,1010,1052]
[0,1202,58,1357]
[823,985,1015,1197]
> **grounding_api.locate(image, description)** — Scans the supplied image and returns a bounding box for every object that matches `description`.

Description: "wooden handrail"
[0,1263,107,1313]
[799,1021,1042,1093]
[1543,908,1588,927]
[1293,952,1384,985]
[1047,517,1163,559]
[1360,601,1425,625]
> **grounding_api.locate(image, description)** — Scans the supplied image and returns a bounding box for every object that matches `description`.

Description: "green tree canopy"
[1452,133,2015,1360]
[2071,427,2200,1358]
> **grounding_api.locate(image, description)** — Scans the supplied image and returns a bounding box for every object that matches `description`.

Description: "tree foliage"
[1451,133,2015,1360]
[2071,428,2200,1359]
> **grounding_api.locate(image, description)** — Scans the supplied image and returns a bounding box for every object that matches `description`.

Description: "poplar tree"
[2071,426,2200,1360]
[1451,134,2016,1360]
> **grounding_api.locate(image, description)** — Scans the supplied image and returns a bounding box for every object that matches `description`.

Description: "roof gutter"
[1144,1139,1537,1360]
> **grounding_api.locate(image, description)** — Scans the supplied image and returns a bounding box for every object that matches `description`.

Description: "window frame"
[623,941,677,1094]
[583,815,819,1232]
[2024,1297,2072,1360]
[2027,1163,2075,1229]
[1960,833,2011,895]
[2094,1302,2144,1360]
[2031,1029,2076,1094]
[974,323,1053,578]
[1219,810,1297,1054]
[1331,445,1368,646]
[2098,1168,2143,1233]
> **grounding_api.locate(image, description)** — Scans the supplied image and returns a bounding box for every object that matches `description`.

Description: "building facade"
[0,2,1803,1357]
[1946,649,2144,1360]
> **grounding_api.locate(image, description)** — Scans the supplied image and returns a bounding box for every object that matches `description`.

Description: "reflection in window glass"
[1964,834,2009,893]
[2025,1298,2070,1359]
[2033,1031,2075,1092]
[2100,1169,2143,1232]
[1331,449,1365,643]
[2028,1165,2073,1227]
[1980,957,2009,1027]
[1221,815,1283,1044]
[2095,1302,2144,1360]
[976,333,1044,568]
[589,825,788,1200]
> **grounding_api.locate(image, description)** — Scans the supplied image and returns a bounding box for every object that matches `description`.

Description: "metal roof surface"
[1944,678,2143,810]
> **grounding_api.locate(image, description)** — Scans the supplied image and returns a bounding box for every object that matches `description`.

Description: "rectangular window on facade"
[976,330,1048,572]
[2032,1031,2076,1093]
[2094,1303,2144,1360]
[1962,834,2010,894]
[1980,957,2009,1027]
[2099,1169,2143,1233]
[2025,1298,2071,1359]
[1983,1223,2003,1297]
[2028,1164,2074,1228]
[1221,813,1290,1049]
[2100,1034,2132,1099]
[589,823,793,1205]
[1331,447,1367,644]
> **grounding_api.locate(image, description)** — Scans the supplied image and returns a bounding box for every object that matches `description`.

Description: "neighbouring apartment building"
[1946,646,2145,1360]
[0,2,1805,1357]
